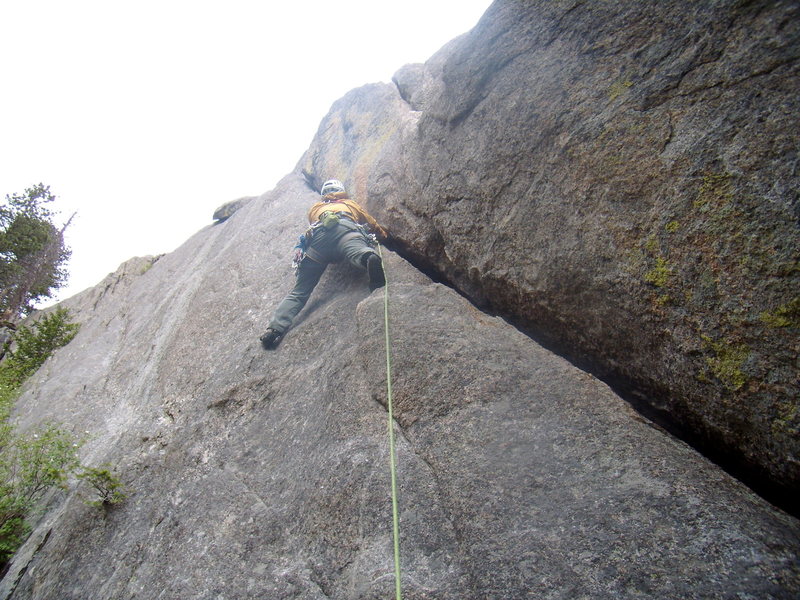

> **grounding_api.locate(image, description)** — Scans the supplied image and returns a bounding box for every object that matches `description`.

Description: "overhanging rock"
[304,0,800,505]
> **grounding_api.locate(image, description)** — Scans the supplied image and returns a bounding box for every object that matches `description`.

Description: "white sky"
[0,0,492,304]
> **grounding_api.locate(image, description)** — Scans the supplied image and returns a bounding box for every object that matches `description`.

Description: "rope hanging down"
[377,243,403,600]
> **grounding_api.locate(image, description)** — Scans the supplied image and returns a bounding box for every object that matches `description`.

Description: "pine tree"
[0,185,73,321]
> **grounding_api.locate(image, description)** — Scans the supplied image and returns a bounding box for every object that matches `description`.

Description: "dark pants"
[267,221,376,333]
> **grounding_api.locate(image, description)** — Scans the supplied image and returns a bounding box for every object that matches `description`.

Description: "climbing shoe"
[260,328,283,350]
[366,254,385,291]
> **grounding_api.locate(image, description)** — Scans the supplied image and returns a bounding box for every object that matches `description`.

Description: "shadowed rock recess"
[3,2,798,599]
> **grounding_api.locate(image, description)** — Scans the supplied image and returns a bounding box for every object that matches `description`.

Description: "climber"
[260,179,389,349]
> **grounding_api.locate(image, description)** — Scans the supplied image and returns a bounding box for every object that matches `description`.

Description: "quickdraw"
[290,221,326,272]
[291,232,311,272]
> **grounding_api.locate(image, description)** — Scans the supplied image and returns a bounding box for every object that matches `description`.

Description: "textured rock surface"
[2,2,800,598]
[3,172,800,599]
[303,0,800,505]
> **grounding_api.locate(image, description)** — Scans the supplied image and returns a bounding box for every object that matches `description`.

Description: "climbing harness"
[378,243,403,600]
[291,217,378,273]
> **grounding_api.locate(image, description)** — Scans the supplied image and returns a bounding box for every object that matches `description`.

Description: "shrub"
[0,307,79,387]
[0,308,83,567]
[78,465,127,507]
[0,424,81,565]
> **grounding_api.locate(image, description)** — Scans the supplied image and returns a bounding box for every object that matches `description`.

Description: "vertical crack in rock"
[356,0,800,515]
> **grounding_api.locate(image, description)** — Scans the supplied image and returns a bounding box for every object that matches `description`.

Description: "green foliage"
[2,424,81,499]
[0,379,17,424]
[0,308,79,387]
[0,184,72,319]
[78,465,127,507]
[0,424,81,565]
[0,308,83,567]
[0,506,29,563]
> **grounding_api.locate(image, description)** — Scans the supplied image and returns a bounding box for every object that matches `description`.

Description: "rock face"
[3,2,800,599]
[303,0,800,505]
[4,174,800,599]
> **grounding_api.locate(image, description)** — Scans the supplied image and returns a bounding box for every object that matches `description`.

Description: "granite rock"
[3,2,800,598]
[305,0,800,504]
[3,173,799,599]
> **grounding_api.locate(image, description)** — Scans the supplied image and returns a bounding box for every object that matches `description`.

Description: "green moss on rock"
[701,335,750,392]
[760,297,800,328]
[695,172,733,210]
[608,78,633,101]
[772,400,798,436]
[645,256,672,288]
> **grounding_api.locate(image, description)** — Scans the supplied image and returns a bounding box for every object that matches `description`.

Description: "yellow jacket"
[308,192,388,239]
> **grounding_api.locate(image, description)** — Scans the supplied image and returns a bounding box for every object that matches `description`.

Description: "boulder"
[213,197,256,222]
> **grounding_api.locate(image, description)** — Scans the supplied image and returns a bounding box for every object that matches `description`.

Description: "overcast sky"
[0,1,492,304]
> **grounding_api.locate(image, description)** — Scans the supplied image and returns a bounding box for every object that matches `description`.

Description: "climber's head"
[320,179,345,197]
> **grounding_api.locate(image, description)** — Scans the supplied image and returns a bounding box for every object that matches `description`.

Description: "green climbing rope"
[378,243,403,600]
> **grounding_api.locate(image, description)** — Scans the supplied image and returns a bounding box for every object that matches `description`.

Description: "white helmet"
[320,179,345,196]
